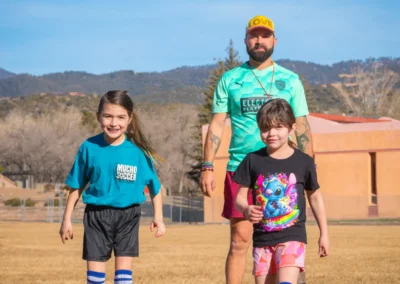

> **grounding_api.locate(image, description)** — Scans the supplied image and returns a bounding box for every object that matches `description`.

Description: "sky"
[1,0,399,75]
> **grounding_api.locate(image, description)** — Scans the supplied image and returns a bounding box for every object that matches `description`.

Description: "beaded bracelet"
[201,165,214,169]
[201,162,214,172]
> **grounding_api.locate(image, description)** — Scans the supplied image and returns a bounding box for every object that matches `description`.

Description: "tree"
[186,61,225,186]
[81,110,99,132]
[300,76,319,113]
[188,40,242,185]
[198,40,242,131]
[0,108,92,185]
[0,94,204,195]
[224,39,242,71]
[138,103,199,195]
[198,60,226,125]
[331,63,400,117]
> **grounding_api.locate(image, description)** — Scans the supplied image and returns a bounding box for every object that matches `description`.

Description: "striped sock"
[87,271,105,284]
[114,269,133,284]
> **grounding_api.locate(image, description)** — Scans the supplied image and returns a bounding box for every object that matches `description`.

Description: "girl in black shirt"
[234,99,329,284]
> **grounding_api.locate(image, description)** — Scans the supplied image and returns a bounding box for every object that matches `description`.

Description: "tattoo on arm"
[209,130,221,154]
[297,133,310,152]
[295,117,311,153]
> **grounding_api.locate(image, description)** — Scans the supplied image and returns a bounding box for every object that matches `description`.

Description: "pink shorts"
[253,241,306,276]
[222,171,253,219]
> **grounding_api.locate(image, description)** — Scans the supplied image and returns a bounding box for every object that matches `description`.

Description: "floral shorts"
[253,241,306,276]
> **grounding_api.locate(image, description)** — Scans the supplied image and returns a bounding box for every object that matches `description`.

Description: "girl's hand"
[59,220,73,244]
[318,235,330,257]
[150,218,166,238]
[244,205,263,223]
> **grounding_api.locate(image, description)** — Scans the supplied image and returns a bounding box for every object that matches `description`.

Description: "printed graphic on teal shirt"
[212,63,309,171]
[116,164,137,182]
[240,97,271,114]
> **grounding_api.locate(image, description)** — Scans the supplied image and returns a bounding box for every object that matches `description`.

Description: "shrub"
[25,198,37,207]
[4,198,37,207]
[43,183,55,193]
[4,198,20,206]
[44,198,67,207]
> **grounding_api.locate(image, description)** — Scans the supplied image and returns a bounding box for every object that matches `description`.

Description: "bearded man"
[200,15,314,284]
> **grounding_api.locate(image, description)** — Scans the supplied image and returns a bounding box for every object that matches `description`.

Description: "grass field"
[0,222,399,284]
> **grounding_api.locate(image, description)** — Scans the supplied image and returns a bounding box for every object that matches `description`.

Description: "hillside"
[0,68,15,79]
[0,57,399,102]
[0,66,213,99]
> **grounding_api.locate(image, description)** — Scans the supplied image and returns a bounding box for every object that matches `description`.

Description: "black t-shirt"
[232,148,319,247]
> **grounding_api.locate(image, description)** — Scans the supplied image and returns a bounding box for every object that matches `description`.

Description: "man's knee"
[230,236,251,254]
[229,221,252,255]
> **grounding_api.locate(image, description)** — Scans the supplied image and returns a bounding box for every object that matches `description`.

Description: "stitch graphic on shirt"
[116,164,137,182]
[254,172,299,232]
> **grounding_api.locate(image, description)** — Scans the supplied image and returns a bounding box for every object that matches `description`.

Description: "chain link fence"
[0,188,205,223]
[1,191,397,224]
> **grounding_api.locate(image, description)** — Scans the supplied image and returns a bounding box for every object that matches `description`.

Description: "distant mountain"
[278,57,400,85]
[0,57,399,100]
[0,68,15,79]
[0,65,213,99]
[133,86,204,105]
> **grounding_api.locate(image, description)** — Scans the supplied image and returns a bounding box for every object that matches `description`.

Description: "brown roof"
[308,114,400,134]
[202,114,400,135]
[309,113,391,123]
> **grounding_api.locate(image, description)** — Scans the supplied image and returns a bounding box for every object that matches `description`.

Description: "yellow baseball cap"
[246,15,275,34]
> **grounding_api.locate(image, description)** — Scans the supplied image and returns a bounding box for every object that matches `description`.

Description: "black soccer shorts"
[82,203,141,261]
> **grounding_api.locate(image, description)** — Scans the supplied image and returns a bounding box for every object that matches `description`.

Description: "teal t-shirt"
[212,62,309,172]
[66,133,161,207]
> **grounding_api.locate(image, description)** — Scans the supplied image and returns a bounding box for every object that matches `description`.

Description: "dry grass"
[0,222,399,284]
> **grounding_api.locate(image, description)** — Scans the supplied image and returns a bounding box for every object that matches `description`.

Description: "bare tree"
[138,103,199,195]
[0,108,92,184]
[332,64,400,117]
[0,100,201,194]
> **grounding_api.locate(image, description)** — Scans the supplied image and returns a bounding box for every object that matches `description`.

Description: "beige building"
[0,174,17,188]
[202,113,400,222]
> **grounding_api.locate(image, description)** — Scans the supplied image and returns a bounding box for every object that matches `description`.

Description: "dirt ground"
[0,222,399,283]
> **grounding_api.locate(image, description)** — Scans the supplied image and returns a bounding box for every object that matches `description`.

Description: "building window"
[370,152,377,205]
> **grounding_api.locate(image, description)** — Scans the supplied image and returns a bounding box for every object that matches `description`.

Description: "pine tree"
[224,39,241,71]
[300,76,319,113]
[198,60,226,125]
[187,40,241,185]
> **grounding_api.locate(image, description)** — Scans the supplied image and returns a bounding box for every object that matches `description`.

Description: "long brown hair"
[97,90,164,163]
[256,98,297,149]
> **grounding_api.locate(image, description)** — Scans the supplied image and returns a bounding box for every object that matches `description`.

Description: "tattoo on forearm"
[297,133,310,152]
[296,118,311,153]
[209,131,221,154]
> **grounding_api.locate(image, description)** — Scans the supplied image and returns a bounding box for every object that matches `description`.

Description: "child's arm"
[306,190,329,257]
[59,188,83,244]
[150,191,165,238]
[235,186,263,223]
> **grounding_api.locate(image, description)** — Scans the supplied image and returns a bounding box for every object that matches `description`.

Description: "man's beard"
[247,44,274,63]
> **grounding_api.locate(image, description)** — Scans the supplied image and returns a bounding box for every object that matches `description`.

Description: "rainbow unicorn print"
[254,172,299,232]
